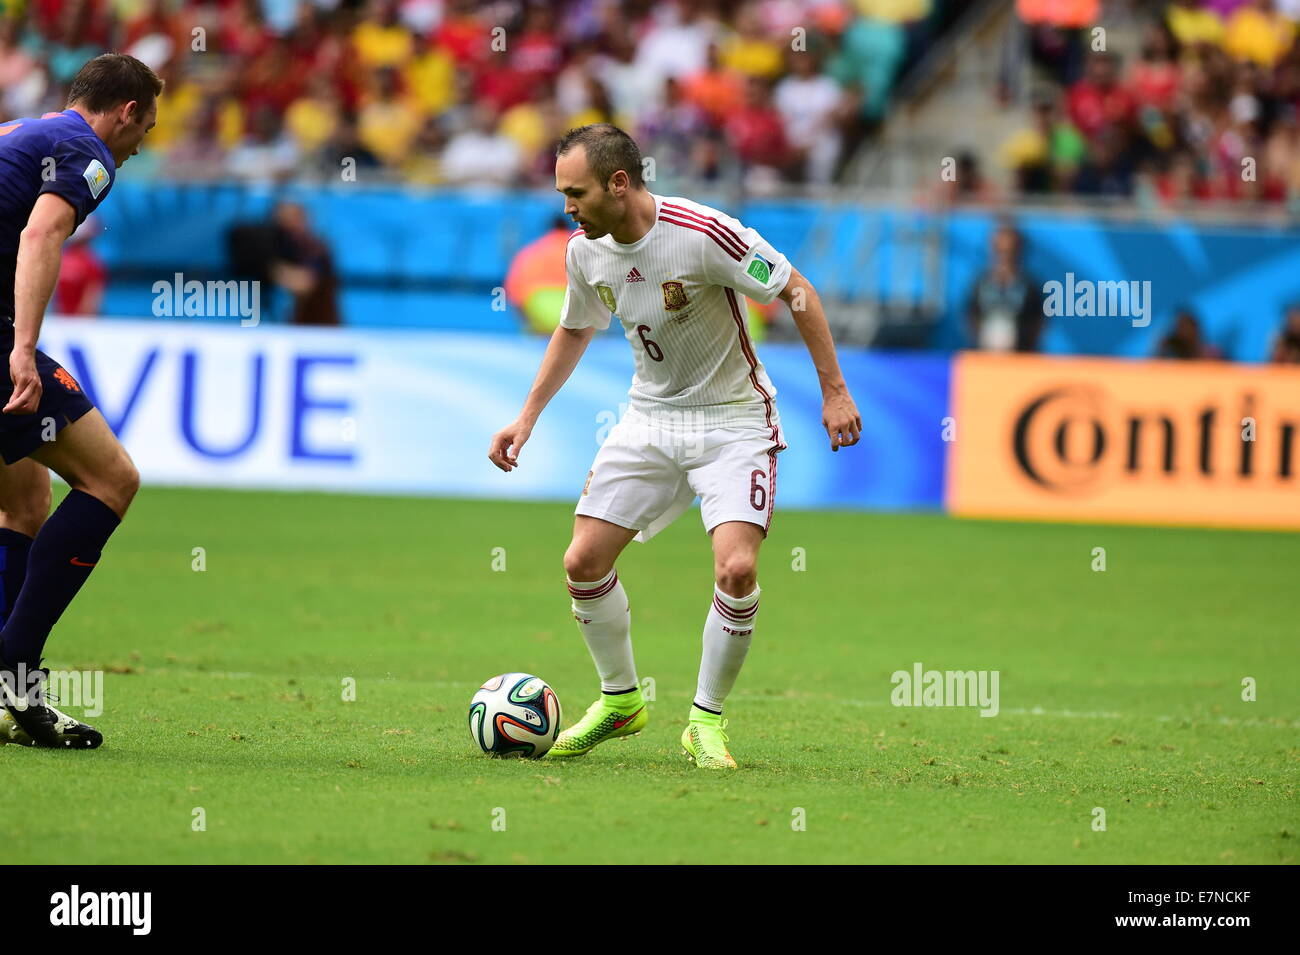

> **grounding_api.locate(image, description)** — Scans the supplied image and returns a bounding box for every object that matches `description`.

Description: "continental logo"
[1012,386,1295,493]
[949,354,1300,530]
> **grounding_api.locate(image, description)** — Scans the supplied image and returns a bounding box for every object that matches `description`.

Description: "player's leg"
[680,434,781,769]
[0,409,137,748]
[548,422,686,758]
[0,459,51,745]
[548,516,647,757]
[698,518,764,709]
[3,408,137,665]
[0,458,51,627]
[564,514,639,691]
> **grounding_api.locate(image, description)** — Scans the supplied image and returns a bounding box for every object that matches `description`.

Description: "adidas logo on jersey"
[626,267,646,283]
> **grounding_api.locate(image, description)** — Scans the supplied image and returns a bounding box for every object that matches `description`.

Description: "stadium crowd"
[1006,0,1300,206]
[0,0,959,190]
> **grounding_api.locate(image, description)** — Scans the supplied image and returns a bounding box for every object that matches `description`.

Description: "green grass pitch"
[2,486,1295,864]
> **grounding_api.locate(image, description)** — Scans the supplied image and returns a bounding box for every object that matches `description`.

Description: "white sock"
[567,569,637,692]
[694,584,759,713]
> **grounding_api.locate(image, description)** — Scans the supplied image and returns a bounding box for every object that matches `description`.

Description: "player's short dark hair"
[556,124,644,190]
[67,54,164,114]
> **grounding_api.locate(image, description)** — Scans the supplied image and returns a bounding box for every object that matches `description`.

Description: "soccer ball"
[468,673,562,758]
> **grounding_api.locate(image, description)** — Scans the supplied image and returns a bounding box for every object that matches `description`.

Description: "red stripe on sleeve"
[658,215,742,261]
[660,202,748,257]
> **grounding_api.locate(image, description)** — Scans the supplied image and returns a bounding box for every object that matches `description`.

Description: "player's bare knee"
[715,557,757,597]
[119,456,141,502]
[81,454,139,516]
[563,546,611,583]
[0,500,47,539]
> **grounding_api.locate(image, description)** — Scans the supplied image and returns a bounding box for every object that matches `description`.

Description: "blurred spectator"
[1016,0,1100,28]
[992,0,1300,205]
[1068,53,1136,145]
[587,32,657,125]
[0,0,953,191]
[1154,149,1208,201]
[937,151,1000,204]
[441,104,522,186]
[404,32,456,118]
[635,1,719,90]
[682,42,746,125]
[121,0,185,73]
[1001,92,1087,193]
[721,2,785,80]
[1167,0,1227,48]
[511,5,565,86]
[1074,125,1136,195]
[504,216,571,335]
[1224,0,1295,68]
[320,115,383,178]
[1157,308,1225,359]
[352,0,414,71]
[774,47,847,184]
[401,115,448,184]
[638,75,712,183]
[966,224,1044,352]
[0,18,42,117]
[240,37,306,119]
[221,0,273,59]
[832,10,906,127]
[43,0,105,87]
[55,216,106,317]
[726,75,793,186]
[227,201,339,326]
[436,0,492,72]
[1263,104,1300,200]
[1131,22,1183,114]
[166,98,229,179]
[357,66,423,168]
[227,105,300,183]
[285,76,342,158]
[273,201,339,326]
[1270,303,1300,361]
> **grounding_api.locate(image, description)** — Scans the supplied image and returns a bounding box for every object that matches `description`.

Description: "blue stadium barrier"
[90,184,1300,360]
[36,317,950,511]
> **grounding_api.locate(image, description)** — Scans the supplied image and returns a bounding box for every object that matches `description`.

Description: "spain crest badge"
[661,281,689,311]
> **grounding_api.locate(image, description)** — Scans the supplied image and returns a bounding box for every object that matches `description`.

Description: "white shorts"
[575,406,786,543]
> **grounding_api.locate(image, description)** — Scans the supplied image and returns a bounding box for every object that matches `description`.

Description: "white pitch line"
[131,670,1300,728]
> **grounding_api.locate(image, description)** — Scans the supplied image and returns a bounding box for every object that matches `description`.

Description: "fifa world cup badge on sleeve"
[746,253,772,285]
[83,159,110,199]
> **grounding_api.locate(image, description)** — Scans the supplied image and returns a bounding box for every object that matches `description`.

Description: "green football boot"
[681,705,737,770]
[546,690,647,758]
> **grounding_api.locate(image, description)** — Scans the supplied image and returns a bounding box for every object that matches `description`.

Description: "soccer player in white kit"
[488,125,860,769]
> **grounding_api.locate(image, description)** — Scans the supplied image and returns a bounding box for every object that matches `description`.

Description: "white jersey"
[559,193,792,439]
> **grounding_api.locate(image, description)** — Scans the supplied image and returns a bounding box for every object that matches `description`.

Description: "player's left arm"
[698,208,861,452]
[6,193,76,414]
[778,265,861,452]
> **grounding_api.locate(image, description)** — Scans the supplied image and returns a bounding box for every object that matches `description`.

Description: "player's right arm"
[488,237,610,472]
[5,194,76,415]
[488,324,596,472]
